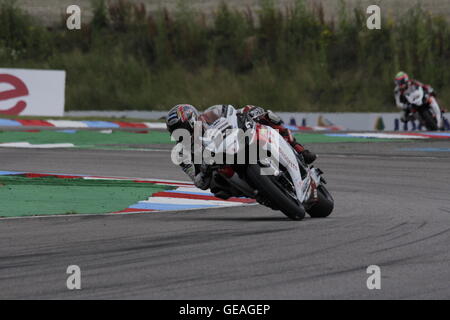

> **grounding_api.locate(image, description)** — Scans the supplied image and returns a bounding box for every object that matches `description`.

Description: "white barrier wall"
[66,110,402,131]
[278,112,400,131]
[0,68,66,116]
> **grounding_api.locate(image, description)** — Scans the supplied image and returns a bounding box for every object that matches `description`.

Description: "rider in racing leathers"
[394,71,443,129]
[166,104,317,198]
[239,105,317,165]
[166,104,204,188]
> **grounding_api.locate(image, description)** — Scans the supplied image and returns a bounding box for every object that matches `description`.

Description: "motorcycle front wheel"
[420,109,438,131]
[246,164,306,220]
[306,186,334,218]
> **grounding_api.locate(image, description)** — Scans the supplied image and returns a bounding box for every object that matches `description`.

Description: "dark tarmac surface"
[0,139,449,299]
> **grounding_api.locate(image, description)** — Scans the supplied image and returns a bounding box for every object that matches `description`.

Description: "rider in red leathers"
[394,71,444,130]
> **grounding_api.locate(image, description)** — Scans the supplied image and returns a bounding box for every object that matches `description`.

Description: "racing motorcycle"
[407,104,443,131]
[403,86,443,131]
[199,107,334,221]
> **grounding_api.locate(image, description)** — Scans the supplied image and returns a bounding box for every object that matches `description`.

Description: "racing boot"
[293,143,317,165]
[277,125,317,165]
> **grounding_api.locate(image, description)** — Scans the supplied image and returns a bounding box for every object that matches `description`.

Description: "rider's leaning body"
[166,104,316,196]
[394,71,443,129]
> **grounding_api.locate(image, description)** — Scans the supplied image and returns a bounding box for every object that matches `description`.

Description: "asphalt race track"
[1,140,450,299]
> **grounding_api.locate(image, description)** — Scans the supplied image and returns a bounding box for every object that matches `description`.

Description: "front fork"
[296,151,324,207]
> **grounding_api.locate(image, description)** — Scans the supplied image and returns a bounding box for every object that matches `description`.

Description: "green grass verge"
[0,176,173,217]
[0,130,398,149]
[0,130,173,147]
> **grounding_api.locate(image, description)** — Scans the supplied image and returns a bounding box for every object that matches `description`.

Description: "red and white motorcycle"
[199,107,334,220]
[403,84,444,131]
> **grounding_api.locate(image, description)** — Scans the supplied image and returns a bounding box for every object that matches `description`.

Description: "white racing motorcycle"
[199,107,334,220]
[403,84,444,131]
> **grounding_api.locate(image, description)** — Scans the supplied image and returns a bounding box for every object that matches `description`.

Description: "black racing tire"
[420,110,438,131]
[246,165,305,220]
[306,186,334,218]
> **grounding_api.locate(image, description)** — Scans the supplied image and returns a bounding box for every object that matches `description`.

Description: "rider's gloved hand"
[194,172,211,190]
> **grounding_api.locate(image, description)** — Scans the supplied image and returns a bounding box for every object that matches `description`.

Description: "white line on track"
[0,142,75,148]
[0,204,256,221]
[320,154,439,160]
[141,197,243,206]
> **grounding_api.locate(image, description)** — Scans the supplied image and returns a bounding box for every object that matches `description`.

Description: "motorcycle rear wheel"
[246,165,306,220]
